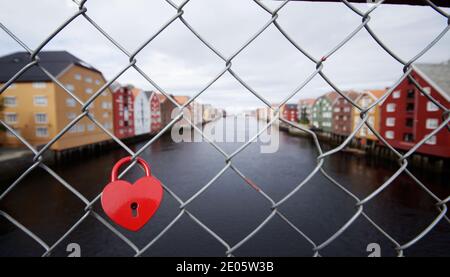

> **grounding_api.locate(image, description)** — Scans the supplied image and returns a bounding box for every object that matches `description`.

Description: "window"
[426,119,439,130]
[427,101,439,112]
[35,113,47,124]
[3,96,17,107]
[36,127,49,137]
[85,88,93,94]
[393,91,401,99]
[6,128,20,137]
[344,107,350,112]
[6,83,16,89]
[103,122,112,130]
[406,103,415,112]
[403,133,414,142]
[32,82,47,89]
[361,98,370,108]
[34,96,48,106]
[67,112,76,120]
[103,112,109,118]
[334,107,340,112]
[69,124,85,133]
[4,113,18,124]
[422,87,431,95]
[360,127,367,137]
[85,77,93,83]
[74,74,82,80]
[406,118,414,128]
[87,124,95,132]
[386,103,396,112]
[407,89,415,99]
[425,136,437,145]
[386,117,395,127]
[66,84,75,92]
[66,98,76,107]
[343,116,347,121]
[95,79,101,85]
[102,102,112,110]
[385,131,394,139]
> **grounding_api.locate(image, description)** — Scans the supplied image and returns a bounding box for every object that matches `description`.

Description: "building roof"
[0,51,101,83]
[156,93,167,103]
[324,91,339,103]
[331,91,360,106]
[414,61,450,100]
[143,90,153,99]
[345,91,360,101]
[365,89,386,100]
[284,103,298,109]
[174,96,190,105]
[131,87,142,98]
[109,81,122,93]
[298,98,316,106]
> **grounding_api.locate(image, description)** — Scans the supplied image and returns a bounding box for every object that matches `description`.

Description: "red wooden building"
[281,103,299,123]
[111,84,135,139]
[380,61,450,158]
[148,91,162,134]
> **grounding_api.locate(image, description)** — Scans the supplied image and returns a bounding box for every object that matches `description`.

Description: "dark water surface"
[0,116,449,257]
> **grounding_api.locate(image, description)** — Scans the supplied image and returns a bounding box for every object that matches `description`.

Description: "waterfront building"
[158,93,177,129]
[111,83,135,139]
[352,90,386,146]
[0,51,113,150]
[281,103,299,123]
[145,91,162,134]
[298,98,315,125]
[150,91,162,134]
[174,95,191,128]
[311,92,339,132]
[132,88,151,135]
[331,91,360,136]
[380,61,450,158]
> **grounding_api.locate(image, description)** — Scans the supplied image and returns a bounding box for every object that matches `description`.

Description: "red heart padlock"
[101,157,163,232]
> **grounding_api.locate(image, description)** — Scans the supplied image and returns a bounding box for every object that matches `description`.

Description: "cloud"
[0,0,449,113]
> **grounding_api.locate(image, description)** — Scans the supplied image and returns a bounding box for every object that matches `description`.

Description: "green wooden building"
[311,92,338,133]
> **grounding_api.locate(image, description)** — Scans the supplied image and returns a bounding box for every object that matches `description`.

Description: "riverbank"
[0,119,215,183]
[0,132,160,183]
[283,124,449,172]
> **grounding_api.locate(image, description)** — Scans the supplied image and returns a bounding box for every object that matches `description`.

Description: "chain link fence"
[0,0,449,257]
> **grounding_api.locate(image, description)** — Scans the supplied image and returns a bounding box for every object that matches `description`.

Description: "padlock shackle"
[111,157,151,182]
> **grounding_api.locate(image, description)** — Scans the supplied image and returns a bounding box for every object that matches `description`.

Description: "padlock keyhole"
[130,202,138,218]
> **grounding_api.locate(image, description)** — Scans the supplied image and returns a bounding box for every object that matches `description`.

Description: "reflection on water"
[0,116,449,257]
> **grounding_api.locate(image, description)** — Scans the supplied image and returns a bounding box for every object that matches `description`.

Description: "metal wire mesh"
[0,0,449,257]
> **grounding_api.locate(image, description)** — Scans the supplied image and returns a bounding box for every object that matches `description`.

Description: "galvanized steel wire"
[0,0,449,257]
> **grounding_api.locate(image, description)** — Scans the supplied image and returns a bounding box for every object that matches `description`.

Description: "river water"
[0,116,449,257]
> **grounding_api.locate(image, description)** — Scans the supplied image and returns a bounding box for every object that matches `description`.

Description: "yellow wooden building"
[0,51,113,151]
[351,89,386,145]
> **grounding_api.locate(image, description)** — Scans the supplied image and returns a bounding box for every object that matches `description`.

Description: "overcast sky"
[0,0,449,113]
